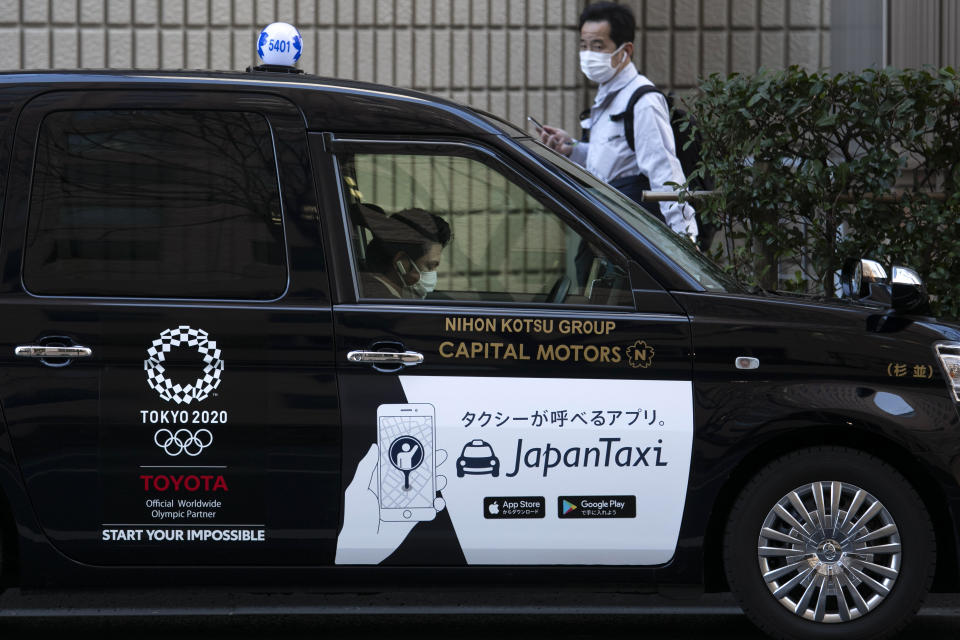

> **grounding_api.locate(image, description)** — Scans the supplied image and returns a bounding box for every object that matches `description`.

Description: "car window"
[23,110,286,299]
[471,445,494,457]
[338,152,632,306]
[520,139,743,293]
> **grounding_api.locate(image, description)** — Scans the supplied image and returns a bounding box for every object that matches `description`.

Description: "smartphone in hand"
[377,403,437,522]
[527,115,544,132]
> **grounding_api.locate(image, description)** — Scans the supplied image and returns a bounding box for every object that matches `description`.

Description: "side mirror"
[840,258,887,299]
[840,258,929,314]
[890,266,928,314]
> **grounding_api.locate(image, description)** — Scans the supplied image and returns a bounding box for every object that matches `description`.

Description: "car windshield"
[468,446,494,457]
[519,139,743,293]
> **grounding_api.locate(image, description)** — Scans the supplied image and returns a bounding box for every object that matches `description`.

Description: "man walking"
[540,2,697,240]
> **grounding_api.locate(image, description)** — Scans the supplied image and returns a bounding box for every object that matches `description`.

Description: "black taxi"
[0,66,956,640]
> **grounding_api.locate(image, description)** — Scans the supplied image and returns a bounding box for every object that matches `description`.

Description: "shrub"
[689,66,960,317]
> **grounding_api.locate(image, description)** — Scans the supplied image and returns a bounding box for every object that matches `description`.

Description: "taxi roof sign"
[257,22,303,68]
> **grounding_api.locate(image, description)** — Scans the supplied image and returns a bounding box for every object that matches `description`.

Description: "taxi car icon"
[456,440,500,478]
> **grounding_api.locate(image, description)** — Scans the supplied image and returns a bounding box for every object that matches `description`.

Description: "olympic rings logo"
[154,428,214,457]
[144,326,224,405]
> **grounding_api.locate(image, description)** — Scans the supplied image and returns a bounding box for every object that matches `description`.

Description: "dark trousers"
[576,174,667,286]
[609,174,666,224]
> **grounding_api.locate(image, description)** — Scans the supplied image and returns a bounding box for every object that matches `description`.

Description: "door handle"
[346,350,423,366]
[15,345,93,358]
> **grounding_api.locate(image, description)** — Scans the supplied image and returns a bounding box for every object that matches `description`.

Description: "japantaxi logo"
[144,326,224,404]
[626,340,655,368]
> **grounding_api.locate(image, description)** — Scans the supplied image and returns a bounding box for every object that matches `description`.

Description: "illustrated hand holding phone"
[335,404,447,565]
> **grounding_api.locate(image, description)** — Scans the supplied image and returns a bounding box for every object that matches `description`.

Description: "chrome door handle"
[346,350,423,366]
[15,345,93,358]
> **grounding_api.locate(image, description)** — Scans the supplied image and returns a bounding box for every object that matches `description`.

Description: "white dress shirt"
[569,63,697,237]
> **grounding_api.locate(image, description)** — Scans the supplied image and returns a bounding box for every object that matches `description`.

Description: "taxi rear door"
[315,135,695,567]
[0,89,340,567]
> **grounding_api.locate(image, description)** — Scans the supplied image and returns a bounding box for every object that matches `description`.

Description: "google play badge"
[562,499,578,515]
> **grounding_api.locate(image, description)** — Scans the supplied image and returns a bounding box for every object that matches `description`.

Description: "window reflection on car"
[521,139,744,294]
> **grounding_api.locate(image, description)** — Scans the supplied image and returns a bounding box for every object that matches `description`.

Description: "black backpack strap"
[610,85,662,152]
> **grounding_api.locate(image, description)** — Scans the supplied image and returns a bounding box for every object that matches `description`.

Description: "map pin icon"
[389,436,424,490]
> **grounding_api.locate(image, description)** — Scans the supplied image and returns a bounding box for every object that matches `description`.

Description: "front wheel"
[724,447,935,640]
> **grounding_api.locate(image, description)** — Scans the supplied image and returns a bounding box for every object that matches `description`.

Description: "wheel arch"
[702,424,959,593]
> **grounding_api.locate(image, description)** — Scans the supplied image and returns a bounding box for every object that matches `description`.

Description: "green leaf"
[815,113,837,127]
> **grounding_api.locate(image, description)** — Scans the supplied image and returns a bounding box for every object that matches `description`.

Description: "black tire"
[724,447,935,640]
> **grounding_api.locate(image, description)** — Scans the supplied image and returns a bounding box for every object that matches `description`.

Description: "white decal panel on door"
[336,376,693,565]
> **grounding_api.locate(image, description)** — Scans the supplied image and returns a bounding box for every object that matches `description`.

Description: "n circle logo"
[144,326,224,405]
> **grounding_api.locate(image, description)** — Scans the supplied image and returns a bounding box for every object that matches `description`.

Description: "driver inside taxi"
[359,207,452,299]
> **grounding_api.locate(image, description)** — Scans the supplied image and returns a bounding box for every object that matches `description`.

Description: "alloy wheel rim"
[757,481,901,623]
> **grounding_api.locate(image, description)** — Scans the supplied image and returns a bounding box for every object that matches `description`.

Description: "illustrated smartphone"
[527,115,544,132]
[377,403,437,522]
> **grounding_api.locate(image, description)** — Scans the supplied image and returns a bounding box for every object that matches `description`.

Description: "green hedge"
[688,66,960,317]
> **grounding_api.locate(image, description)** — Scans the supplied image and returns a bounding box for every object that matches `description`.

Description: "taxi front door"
[316,135,695,568]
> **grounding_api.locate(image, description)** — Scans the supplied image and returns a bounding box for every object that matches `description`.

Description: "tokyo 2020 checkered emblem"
[144,326,224,404]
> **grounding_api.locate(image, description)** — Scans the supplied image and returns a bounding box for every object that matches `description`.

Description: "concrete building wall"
[623,0,830,91]
[888,0,960,69]
[832,0,960,72]
[830,0,883,72]
[0,0,830,134]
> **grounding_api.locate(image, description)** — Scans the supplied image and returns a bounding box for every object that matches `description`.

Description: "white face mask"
[417,269,438,294]
[398,259,438,299]
[579,43,626,84]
